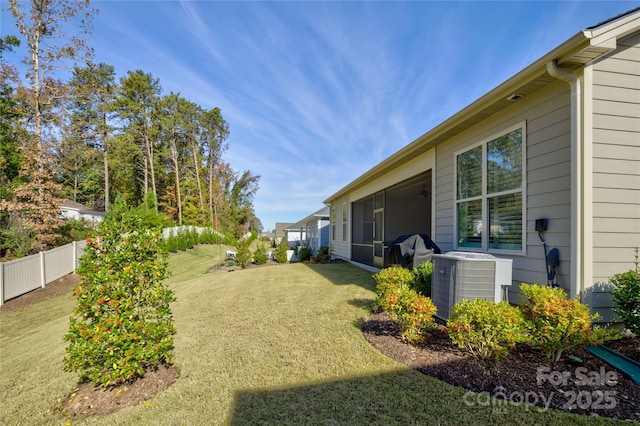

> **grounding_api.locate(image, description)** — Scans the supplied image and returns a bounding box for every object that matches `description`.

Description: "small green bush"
[313,246,332,263]
[252,243,268,265]
[610,251,640,334]
[384,286,437,343]
[447,299,525,361]
[412,261,433,297]
[298,246,313,262]
[373,266,414,311]
[235,239,251,269]
[198,228,223,245]
[64,199,176,386]
[374,266,437,343]
[274,238,289,263]
[520,283,616,362]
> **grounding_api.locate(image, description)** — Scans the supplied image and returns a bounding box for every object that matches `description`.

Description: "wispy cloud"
[4,0,636,229]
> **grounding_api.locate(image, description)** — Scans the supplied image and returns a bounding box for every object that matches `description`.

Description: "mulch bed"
[58,363,179,418]
[362,310,640,422]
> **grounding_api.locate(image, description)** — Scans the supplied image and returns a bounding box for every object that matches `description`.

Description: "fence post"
[40,251,46,288]
[72,241,77,271]
[0,262,4,306]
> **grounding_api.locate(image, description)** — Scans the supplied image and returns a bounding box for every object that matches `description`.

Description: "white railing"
[0,240,87,306]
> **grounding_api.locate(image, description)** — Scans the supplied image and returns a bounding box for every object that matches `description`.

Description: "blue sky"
[3,1,638,231]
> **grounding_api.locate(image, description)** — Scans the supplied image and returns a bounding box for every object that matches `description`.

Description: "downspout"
[546,61,582,300]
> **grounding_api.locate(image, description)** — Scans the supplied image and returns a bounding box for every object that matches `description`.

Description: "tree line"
[0,1,261,258]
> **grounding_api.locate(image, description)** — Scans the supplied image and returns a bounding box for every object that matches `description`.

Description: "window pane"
[457,199,482,248]
[489,193,522,250]
[487,128,522,194]
[457,145,482,200]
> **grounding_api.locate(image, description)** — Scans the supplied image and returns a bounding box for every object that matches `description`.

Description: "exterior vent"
[431,252,513,321]
[507,93,524,101]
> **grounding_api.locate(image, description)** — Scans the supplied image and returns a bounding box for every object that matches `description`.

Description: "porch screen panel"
[352,196,374,265]
[352,245,373,265]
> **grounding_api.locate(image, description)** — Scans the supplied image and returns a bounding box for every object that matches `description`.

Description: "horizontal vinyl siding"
[434,82,573,300]
[591,31,640,289]
[330,196,351,260]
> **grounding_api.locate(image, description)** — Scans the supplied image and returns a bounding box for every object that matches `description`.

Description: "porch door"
[373,208,384,268]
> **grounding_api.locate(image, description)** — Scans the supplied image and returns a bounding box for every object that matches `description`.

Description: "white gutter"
[545,61,582,300]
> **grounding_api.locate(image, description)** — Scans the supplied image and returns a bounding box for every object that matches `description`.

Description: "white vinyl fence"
[0,226,224,305]
[0,240,87,306]
[162,225,222,240]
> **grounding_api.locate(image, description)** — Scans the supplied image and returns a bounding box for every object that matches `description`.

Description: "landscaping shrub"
[63,199,176,386]
[520,283,616,362]
[198,228,224,245]
[166,227,199,252]
[411,261,433,297]
[373,266,414,311]
[252,243,268,265]
[387,289,437,343]
[235,239,251,269]
[447,299,525,361]
[298,246,313,262]
[313,246,332,263]
[274,238,289,263]
[610,249,640,335]
[374,266,437,343]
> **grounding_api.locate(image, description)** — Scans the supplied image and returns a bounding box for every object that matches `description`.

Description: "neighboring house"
[284,223,305,247]
[60,200,105,225]
[324,8,640,323]
[288,206,330,253]
[275,222,294,246]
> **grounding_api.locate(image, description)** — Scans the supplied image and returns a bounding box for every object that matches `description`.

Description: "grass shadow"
[303,263,376,292]
[347,298,375,310]
[227,369,594,426]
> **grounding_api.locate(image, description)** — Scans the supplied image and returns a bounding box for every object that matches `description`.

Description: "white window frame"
[454,121,527,255]
[342,203,348,242]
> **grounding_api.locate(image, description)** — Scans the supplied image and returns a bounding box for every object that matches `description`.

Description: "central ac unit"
[431,252,513,321]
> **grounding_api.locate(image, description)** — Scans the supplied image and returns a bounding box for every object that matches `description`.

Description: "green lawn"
[0,246,622,425]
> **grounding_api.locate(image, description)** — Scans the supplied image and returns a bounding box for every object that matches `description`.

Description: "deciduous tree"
[6,0,96,249]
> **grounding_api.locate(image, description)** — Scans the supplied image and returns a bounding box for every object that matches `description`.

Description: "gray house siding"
[586,32,640,321]
[434,82,573,301]
[591,32,640,281]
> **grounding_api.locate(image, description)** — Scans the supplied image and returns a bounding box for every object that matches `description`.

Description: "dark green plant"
[252,243,268,265]
[63,198,176,386]
[411,261,433,297]
[313,246,332,263]
[128,193,174,229]
[298,246,313,262]
[274,238,289,263]
[610,249,640,334]
[198,228,223,245]
[235,239,251,269]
